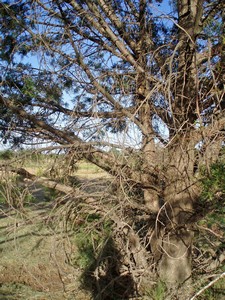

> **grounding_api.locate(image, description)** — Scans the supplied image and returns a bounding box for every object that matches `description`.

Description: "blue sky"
[0,0,174,150]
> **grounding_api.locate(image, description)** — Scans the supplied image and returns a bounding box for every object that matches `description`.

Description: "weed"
[145,281,166,300]
[0,149,14,160]
[72,214,112,269]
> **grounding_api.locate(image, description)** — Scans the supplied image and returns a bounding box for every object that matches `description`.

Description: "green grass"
[77,161,103,173]
[0,150,106,178]
[145,281,166,300]
[72,214,112,269]
[194,276,225,300]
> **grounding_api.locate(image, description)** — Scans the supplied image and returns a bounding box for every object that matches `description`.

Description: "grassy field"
[0,151,108,300]
[0,206,93,299]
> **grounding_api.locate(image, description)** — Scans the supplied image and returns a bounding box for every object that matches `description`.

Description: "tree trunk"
[157,227,194,286]
[145,142,197,295]
[149,198,194,298]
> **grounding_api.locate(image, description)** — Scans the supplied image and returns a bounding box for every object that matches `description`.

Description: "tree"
[0,0,224,298]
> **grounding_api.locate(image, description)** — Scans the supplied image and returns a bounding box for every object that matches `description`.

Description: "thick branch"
[0,96,151,185]
[66,0,145,73]
[11,167,74,194]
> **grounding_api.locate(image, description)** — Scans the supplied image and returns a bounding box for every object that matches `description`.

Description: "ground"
[0,199,94,299]
[0,162,104,300]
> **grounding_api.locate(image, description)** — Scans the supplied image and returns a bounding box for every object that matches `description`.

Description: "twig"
[189,271,225,300]
[197,225,224,239]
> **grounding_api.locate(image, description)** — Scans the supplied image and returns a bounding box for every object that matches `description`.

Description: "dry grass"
[23,159,110,180]
[0,203,92,299]
[0,158,111,299]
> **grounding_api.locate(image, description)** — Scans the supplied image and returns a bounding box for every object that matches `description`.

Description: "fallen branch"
[9,167,109,206]
[12,167,74,194]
